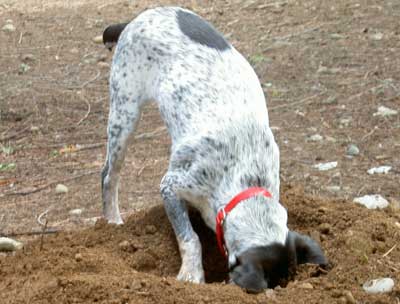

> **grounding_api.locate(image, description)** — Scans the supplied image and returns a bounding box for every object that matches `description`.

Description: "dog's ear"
[229,262,268,293]
[288,231,328,266]
[103,23,129,51]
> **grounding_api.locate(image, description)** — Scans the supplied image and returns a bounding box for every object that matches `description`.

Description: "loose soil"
[1,185,400,303]
[0,0,399,303]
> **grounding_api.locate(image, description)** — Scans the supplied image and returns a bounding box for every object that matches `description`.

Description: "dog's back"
[106,7,269,143]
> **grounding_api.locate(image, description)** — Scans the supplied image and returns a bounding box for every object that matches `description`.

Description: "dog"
[101,7,327,293]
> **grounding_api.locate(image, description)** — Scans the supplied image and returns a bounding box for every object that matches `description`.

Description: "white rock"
[363,278,394,294]
[326,185,341,193]
[346,144,360,156]
[373,106,398,117]
[93,35,103,44]
[313,161,338,171]
[2,23,16,33]
[370,32,384,41]
[367,166,392,175]
[353,194,389,209]
[55,184,68,194]
[69,208,83,216]
[0,237,23,251]
[308,134,323,142]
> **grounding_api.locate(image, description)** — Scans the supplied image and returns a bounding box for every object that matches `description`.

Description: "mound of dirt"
[1,185,399,303]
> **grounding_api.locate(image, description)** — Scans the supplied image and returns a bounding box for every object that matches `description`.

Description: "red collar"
[215,187,272,257]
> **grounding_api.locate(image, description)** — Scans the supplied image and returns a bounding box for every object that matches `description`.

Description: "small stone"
[346,144,360,156]
[2,23,16,33]
[362,278,394,294]
[0,237,23,252]
[330,33,345,39]
[326,185,341,193]
[69,48,79,54]
[353,194,389,209]
[97,61,110,68]
[313,161,338,171]
[55,184,68,194]
[339,117,352,127]
[318,223,331,234]
[373,106,398,117]
[322,95,337,105]
[145,225,157,235]
[119,240,130,251]
[264,289,276,300]
[370,32,383,41]
[75,253,83,262]
[298,282,314,289]
[69,209,83,216]
[93,35,103,44]
[30,126,40,132]
[343,290,356,304]
[367,166,391,175]
[308,134,323,142]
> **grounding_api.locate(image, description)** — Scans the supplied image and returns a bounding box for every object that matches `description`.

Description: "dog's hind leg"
[101,70,147,224]
[160,172,205,283]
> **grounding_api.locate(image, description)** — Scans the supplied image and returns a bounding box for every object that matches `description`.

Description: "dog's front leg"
[160,173,205,283]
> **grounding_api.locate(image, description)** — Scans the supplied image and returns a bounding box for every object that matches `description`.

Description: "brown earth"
[0,0,399,303]
[1,185,400,303]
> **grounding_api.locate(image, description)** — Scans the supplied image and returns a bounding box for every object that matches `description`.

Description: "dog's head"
[229,231,328,293]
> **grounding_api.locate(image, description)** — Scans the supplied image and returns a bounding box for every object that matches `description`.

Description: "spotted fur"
[102,7,327,292]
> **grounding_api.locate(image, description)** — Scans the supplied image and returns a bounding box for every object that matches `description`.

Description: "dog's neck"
[217,192,288,266]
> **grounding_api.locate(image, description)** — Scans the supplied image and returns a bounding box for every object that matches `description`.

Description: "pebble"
[362,278,394,294]
[318,223,331,234]
[0,237,23,251]
[343,290,356,304]
[2,23,16,32]
[93,35,103,44]
[370,32,383,41]
[145,225,157,235]
[353,194,389,209]
[313,161,338,171]
[298,282,314,289]
[346,144,360,156]
[69,208,83,216]
[308,134,323,142]
[367,166,391,175]
[74,253,83,262]
[373,106,398,117]
[55,184,68,194]
[326,185,341,193]
[97,61,110,68]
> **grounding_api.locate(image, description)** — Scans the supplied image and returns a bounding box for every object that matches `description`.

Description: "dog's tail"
[103,23,129,51]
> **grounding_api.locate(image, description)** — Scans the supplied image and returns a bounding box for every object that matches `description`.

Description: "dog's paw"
[177,264,205,283]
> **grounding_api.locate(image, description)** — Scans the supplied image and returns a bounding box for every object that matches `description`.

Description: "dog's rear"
[102,7,327,292]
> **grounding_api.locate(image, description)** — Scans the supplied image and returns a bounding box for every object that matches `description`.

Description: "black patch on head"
[230,231,328,293]
[176,10,230,51]
[103,23,129,51]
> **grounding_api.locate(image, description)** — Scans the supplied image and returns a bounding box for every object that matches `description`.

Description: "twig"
[134,126,167,140]
[3,170,99,197]
[0,125,31,142]
[18,31,23,44]
[76,95,91,125]
[67,70,101,90]
[2,229,58,237]
[270,92,324,111]
[361,126,378,142]
[37,209,50,227]
[382,244,397,258]
[40,218,48,251]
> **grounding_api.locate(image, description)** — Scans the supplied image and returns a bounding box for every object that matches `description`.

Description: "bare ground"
[0,0,399,303]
